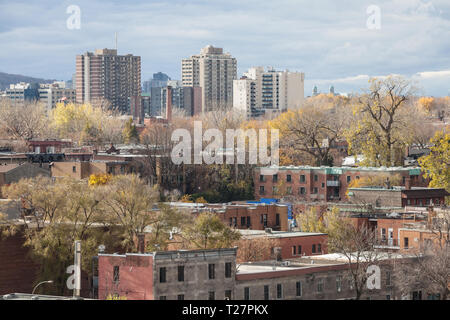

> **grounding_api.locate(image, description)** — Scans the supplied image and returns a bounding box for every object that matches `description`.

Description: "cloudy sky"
[1,0,449,96]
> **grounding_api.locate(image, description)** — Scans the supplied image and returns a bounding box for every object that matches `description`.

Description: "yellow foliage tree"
[418,97,435,114]
[88,174,112,186]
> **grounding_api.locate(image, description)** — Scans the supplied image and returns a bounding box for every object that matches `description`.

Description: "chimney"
[166,86,172,122]
[405,177,411,190]
[137,233,145,253]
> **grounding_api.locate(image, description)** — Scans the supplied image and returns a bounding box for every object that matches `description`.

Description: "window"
[275,214,280,226]
[259,175,265,182]
[262,214,268,227]
[321,182,325,188]
[259,186,265,195]
[404,237,409,248]
[208,291,215,300]
[273,174,278,183]
[287,186,292,194]
[277,284,283,299]
[225,290,232,300]
[318,243,322,253]
[241,217,246,226]
[292,246,296,255]
[244,287,250,300]
[232,217,237,227]
[246,216,251,227]
[178,265,184,282]
[113,266,119,283]
[160,296,166,300]
[347,176,351,183]
[313,187,318,194]
[317,279,324,293]
[160,267,166,283]
[225,262,232,278]
[298,245,302,255]
[299,187,306,195]
[300,175,306,183]
[386,271,391,286]
[336,275,342,292]
[386,295,391,300]
[314,175,318,181]
[208,264,215,279]
[312,244,316,253]
[264,285,269,300]
[296,281,302,297]
[286,174,292,182]
[178,294,184,300]
[72,166,76,173]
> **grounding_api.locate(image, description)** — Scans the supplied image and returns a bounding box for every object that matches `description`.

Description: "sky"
[0,0,449,96]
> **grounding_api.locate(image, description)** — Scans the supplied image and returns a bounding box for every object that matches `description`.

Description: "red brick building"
[254,166,427,202]
[237,229,328,262]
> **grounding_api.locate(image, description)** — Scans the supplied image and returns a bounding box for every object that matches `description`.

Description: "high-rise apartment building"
[150,81,201,117]
[38,82,76,110]
[76,48,141,113]
[233,67,305,119]
[182,45,237,113]
[142,72,171,93]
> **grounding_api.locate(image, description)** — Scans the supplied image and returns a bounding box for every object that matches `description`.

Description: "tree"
[328,223,383,300]
[50,102,124,146]
[102,174,161,252]
[345,76,415,166]
[296,207,352,252]
[270,103,349,166]
[122,118,139,144]
[236,237,277,263]
[0,100,48,140]
[418,131,450,204]
[181,212,241,249]
[417,97,435,114]
[393,210,449,300]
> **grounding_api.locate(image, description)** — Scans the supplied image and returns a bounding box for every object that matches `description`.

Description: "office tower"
[5,82,39,105]
[142,72,171,93]
[150,81,201,117]
[233,67,305,119]
[38,81,76,110]
[182,45,237,113]
[76,48,141,113]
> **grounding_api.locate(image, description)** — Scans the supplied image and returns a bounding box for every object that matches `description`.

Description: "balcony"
[326,180,340,187]
[375,238,400,249]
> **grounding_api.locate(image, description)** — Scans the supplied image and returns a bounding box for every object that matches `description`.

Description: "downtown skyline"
[1,0,450,96]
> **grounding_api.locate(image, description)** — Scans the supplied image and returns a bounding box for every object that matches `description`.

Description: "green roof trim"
[409,168,421,176]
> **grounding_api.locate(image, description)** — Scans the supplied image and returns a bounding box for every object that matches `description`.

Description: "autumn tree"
[393,210,449,300]
[50,102,124,146]
[181,212,241,250]
[270,102,350,166]
[328,223,383,300]
[418,131,450,204]
[0,100,49,140]
[122,118,139,144]
[345,76,415,166]
[236,237,278,263]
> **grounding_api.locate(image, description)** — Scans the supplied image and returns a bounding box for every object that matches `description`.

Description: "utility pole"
[73,240,81,298]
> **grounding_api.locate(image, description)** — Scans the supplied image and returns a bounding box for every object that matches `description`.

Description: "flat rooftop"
[239,229,326,239]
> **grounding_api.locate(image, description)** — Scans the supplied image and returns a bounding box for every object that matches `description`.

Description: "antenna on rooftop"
[115,32,118,51]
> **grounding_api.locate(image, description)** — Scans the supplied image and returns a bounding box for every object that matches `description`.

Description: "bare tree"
[394,209,449,300]
[0,100,49,140]
[328,223,383,300]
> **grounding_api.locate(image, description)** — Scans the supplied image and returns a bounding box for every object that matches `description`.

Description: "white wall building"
[233,67,305,119]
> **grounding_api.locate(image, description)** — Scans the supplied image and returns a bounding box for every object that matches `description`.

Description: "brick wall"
[0,231,39,295]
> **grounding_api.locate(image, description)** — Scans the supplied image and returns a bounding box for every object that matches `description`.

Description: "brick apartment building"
[254,166,427,202]
[98,248,237,300]
[98,248,404,300]
[348,186,449,208]
[169,202,290,231]
[51,161,135,180]
[237,229,328,262]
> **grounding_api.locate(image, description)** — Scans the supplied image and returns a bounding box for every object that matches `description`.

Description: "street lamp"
[32,280,53,294]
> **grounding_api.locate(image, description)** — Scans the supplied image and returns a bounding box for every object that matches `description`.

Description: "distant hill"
[0,72,55,90]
